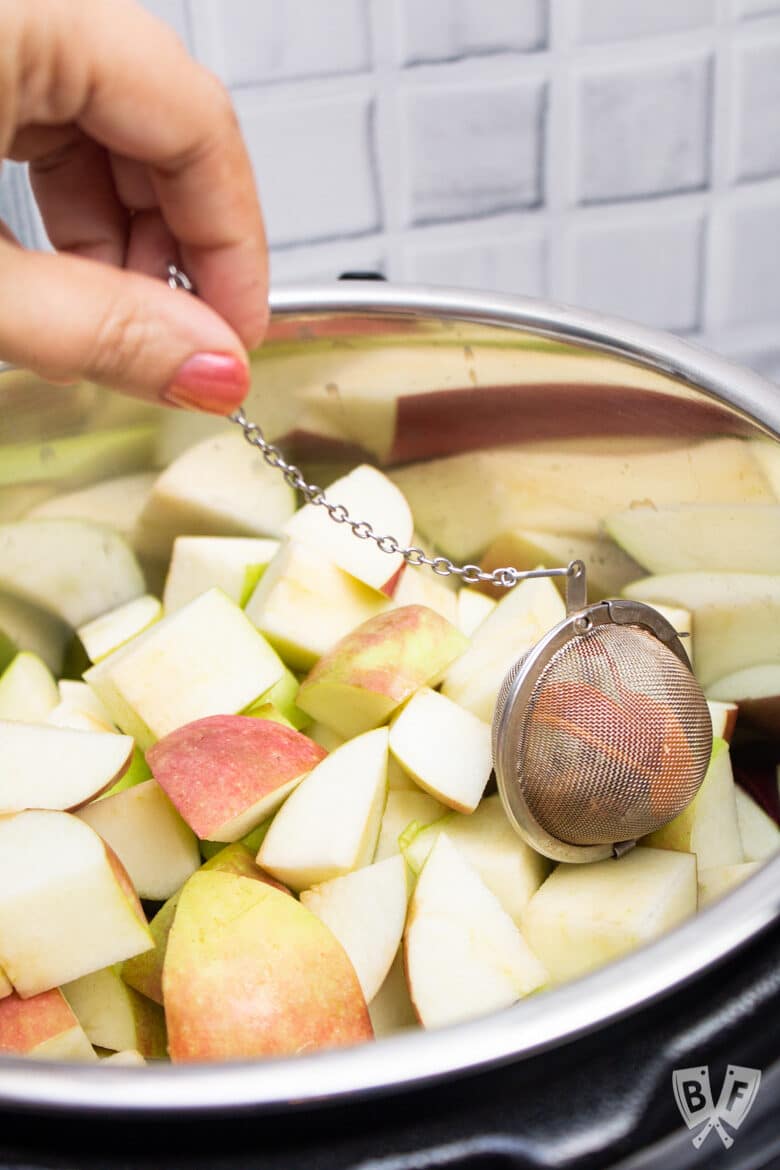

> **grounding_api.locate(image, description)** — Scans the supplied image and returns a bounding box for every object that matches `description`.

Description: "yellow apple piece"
[62,965,166,1058]
[400,795,550,924]
[707,664,780,737]
[147,714,326,842]
[122,843,280,1005]
[0,988,97,1062]
[734,787,780,862]
[245,540,392,671]
[258,728,389,891]
[374,790,448,862]
[0,721,134,813]
[285,464,413,593]
[300,855,408,1003]
[0,810,152,996]
[698,862,762,906]
[405,834,548,1028]
[607,503,780,575]
[77,779,200,901]
[442,574,565,722]
[297,605,467,739]
[522,846,697,984]
[456,588,496,637]
[0,651,59,722]
[163,872,373,1061]
[389,687,492,813]
[390,565,458,625]
[480,529,641,600]
[136,431,296,559]
[622,572,780,688]
[84,587,285,749]
[0,591,69,675]
[77,594,162,663]
[0,519,145,626]
[368,950,418,1037]
[162,535,280,613]
[643,738,744,869]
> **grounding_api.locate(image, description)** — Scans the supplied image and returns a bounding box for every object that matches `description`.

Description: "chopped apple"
[0,988,97,1062]
[136,431,296,560]
[387,755,417,792]
[48,680,117,734]
[457,588,496,637]
[442,574,566,722]
[84,588,285,749]
[76,779,200,901]
[0,721,134,813]
[0,652,59,722]
[297,605,467,739]
[0,520,145,627]
[243,701,295,729]
[78,594,162,663]
[285,464,413,593]
[644,739,744,869]
[122,843,276,1005]
[391,437,771,561]
[368,949,417,1037]
[26,472,156,548]
[390,565,458,625]
[698,862,762,906]
[162,535,280,614]
[405,834,547,1028]
[245,540,392,671]
[147,714,326,843]
[735,787,780,862]
[480,529,642,601]
[707,665,780,737]
[163,872,372,1061]
[0,425,155,493]
[374,790,448,862]
[607,504,780,574]
[707,700,738,742]
[306,722,346,753]
[0,591,69,675]
[0,810,152,996]
[389,687,492,813]
[522,846,697,984]
[399,795,550,925]
[622,573,780,689]
[62,965,166,1057]
[300,855,408,1003]
[258,728,388,891]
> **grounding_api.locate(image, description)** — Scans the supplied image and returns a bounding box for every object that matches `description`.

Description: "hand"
[0,0,268,414]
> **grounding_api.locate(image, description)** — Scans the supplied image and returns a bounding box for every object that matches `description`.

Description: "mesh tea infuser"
[168,264,713,864]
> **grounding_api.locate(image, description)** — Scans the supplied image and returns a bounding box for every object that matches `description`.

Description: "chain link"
[167,263,573,591]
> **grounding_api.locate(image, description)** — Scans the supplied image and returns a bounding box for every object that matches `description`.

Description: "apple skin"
[297,605,468,738]
[147,715,326,842]
[163,872,373,1062]
[0,987,96,1060]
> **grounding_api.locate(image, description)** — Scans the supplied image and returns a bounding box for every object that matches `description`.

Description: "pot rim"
[1,282,779,1116]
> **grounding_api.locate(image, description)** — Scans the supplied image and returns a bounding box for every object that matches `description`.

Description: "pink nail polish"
[163,353,249,414]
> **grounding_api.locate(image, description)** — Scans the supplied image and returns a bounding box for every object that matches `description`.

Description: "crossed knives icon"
[673,1065,762,1149]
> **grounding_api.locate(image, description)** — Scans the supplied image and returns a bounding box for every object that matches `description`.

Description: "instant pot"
[1,284,779,1170]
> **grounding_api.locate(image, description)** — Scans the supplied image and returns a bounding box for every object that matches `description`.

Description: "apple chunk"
[480,529,641,601]
[374,790,448,862]
[522,846,697,984]
[456,588,496,637]
[300,855,408,1003]
[77,779,200,901]
[735,787,780,862]
[607,504,780,575]
[0,519,145,626]
[77,594,162,663]
[62,966,166,1058]
[84,587,285,749]
[147,715,326,842]
[698,862,762,906]
[405,834,548,1028]
[0,811,152,996]
[285,464,412,593]
[0,651,59,722]
[245,540,392,671]
[0,721,133,813]
[162,535,279,613]
[0,988,96,1062]
[389,688,492,813]
[297,605,468,739]
[258,728,389,891]
[163,872,372,1061]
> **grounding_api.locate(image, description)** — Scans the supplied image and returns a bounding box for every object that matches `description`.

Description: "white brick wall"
[4,0,780,380]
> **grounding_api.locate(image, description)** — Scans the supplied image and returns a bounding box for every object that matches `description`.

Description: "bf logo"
[673,1065,761,1149]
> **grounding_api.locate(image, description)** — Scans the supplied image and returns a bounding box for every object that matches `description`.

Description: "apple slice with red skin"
[148,715,326,843]
[0,988,96,1061]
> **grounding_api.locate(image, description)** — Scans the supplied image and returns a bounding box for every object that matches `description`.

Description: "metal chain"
[167,263,574,591]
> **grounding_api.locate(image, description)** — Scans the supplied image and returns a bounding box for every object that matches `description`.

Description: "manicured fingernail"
[163,352,249,414]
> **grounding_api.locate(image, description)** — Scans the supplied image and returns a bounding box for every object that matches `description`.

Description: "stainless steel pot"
[1,282,780,1119]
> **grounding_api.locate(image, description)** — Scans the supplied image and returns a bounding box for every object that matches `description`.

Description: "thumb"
[0,243,251,413]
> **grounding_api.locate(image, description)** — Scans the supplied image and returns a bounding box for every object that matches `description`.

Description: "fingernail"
[163,352,249,414]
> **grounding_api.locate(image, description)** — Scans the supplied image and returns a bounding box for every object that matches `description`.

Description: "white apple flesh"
[0,651,59,722]
[0,721,134,813]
